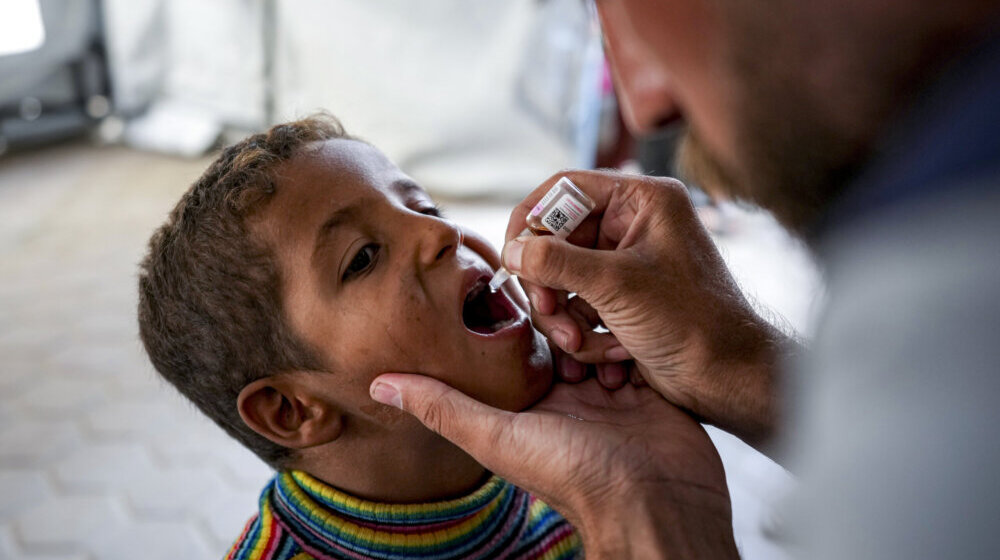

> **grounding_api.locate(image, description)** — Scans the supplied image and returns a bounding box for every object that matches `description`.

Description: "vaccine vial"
[525,176,596,238]
[489,177,596,291]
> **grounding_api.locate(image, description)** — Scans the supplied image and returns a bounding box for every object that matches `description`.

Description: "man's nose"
[415,215,461,268]
[598,4,680,136]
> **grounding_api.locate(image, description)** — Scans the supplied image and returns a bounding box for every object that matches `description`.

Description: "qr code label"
[543,207,570,232]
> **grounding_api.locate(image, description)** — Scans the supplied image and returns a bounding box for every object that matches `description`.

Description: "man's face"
[597,0,876,235]
[253,139,552,418]
[597,0,734,167]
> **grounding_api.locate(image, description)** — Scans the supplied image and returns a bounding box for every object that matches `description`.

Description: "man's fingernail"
[529,293,541,312]
[502,239,524,273]
[605,346,631,362]
[370,382,402,409]
[601,364,627,388]
[560,353,584,381]
[552,329,570,350]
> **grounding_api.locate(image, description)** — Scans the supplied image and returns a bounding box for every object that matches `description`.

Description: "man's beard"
[673,0,989,240]
[672,0,879,240]
[673,54,872,241]
[676,109,866,240]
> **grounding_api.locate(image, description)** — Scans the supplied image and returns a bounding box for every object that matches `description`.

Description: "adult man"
[370,0,1000,557]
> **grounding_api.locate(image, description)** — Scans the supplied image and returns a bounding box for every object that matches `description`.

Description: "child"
[137,114,582,559]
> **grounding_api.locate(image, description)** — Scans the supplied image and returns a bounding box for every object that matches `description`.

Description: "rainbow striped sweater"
[225,470,582,560]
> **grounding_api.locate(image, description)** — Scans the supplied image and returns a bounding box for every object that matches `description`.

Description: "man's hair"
[138,114,350,468]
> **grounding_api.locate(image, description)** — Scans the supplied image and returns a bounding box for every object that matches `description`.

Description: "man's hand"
[370,375,739,559]
[504,170,790,449]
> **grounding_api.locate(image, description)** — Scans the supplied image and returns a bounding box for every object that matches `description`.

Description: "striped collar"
[228,469,581,560]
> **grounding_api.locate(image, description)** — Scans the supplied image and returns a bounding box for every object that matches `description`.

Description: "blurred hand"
[370,375,739,559]
[503,170,789,448]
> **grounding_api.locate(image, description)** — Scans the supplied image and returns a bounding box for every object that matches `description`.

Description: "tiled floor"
[0,141,818,559]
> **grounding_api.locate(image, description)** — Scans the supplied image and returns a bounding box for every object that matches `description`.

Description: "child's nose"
[416,216,461,267]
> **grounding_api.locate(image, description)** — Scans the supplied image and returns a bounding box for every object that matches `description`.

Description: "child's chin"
[518,337,555,409]
[477,331,552,412]
[488,365,552,413]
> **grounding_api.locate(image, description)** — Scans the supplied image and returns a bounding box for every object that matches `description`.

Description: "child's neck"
[294,423,489,503]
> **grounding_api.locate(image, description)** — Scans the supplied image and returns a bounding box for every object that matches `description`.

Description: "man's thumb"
[503,235,611,301]
[369,373,512,468]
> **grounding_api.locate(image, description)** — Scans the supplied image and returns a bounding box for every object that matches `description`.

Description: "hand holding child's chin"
[368,374,734,553]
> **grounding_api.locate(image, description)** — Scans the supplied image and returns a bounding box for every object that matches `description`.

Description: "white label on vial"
[530,187,561,218]
[541,194,587,238]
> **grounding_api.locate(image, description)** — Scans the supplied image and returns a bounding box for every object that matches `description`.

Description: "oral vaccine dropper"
[489,177,596,292]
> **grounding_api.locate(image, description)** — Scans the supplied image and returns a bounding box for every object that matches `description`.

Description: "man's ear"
[237,372,343,449]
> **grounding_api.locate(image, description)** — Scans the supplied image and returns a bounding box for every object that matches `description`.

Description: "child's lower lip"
[464,313,530,339]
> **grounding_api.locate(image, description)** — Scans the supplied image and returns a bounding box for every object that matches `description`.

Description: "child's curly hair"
[138,114,351,467]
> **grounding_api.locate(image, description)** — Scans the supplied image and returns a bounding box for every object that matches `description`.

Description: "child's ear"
[237,372,343,449]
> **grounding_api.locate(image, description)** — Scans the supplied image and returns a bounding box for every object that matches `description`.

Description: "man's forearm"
[703,326,798,460]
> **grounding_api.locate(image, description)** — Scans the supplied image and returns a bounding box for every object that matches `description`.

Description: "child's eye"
[420,205,443,218]
[343,243,379,281]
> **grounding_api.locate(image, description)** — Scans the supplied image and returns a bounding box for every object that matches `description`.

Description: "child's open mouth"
[462,277,520,335]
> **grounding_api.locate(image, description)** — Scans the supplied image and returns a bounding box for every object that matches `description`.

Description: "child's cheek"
[391,303,453,372]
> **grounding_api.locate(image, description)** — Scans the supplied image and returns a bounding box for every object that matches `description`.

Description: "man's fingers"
[531,296,626,360]
[572,330,628,363]
[531,310,584,353]
[503,235,617,308]
[596,362,629,389]
[517,278,558,316]
[369,374,513,471]
[566,295,602,328]
[554,349,587,382]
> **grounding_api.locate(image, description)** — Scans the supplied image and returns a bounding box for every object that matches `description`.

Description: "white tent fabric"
[103,0,266,127]
[102,0,600,197]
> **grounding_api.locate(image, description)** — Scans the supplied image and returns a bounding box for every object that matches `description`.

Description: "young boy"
[137,115,582,559]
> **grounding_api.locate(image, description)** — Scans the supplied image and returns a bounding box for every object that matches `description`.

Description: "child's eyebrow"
[391,178,427,198]
[313,203,363,253]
